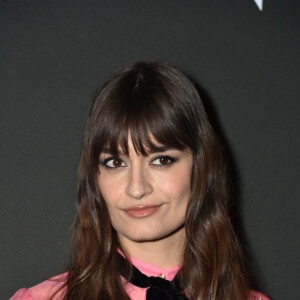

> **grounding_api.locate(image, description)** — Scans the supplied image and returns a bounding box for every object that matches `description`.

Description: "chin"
[119,228,167,243]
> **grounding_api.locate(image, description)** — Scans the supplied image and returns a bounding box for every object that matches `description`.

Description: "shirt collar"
[128,254,181,281]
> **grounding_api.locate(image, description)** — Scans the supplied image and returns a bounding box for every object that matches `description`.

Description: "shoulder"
[250,290,271,300]
[10,273,68,300]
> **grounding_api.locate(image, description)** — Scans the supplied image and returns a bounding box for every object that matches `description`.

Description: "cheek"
[97,177,121,227]
[97,176,120,208]
[158,169,191,201]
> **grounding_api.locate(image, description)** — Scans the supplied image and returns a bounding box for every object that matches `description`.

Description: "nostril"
[125,175,152,199]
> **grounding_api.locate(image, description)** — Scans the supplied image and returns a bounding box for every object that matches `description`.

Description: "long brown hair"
[56,61,249,299]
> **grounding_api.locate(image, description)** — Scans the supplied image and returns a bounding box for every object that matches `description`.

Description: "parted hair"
[54,61,249,300]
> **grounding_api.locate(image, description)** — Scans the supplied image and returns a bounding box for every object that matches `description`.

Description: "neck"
[118,226,186,269]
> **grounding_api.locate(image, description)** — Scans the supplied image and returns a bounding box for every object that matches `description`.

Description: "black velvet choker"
[118,253,188,300]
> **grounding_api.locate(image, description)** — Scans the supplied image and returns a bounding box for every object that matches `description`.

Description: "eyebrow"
[148,146,175,154]
[100,146,176,155]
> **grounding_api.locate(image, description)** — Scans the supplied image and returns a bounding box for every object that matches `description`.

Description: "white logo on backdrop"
[253,0,263,11]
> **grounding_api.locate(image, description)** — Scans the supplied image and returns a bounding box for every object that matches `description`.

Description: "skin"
[97,138,193,268]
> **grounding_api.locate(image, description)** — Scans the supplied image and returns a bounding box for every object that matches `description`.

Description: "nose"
[125,163,153,199]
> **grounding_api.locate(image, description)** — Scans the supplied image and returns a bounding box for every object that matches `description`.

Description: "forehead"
[101,134,182,156]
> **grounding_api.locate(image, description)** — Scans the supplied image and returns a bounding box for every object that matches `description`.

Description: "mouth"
[123,205,162,218]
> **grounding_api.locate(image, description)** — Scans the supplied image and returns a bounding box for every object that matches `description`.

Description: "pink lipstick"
[123,205,161,218]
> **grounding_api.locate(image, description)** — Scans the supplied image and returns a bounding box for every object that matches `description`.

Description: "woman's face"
[97,138,193,247]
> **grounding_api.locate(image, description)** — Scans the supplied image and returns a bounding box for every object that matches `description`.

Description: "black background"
[1,1,299,299]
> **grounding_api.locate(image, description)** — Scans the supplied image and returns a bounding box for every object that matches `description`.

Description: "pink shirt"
[10,256,270,300]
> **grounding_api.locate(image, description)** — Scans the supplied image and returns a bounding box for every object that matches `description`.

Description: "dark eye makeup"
[99,155,177,170]
[150,155,177,167]
[99,157,126,169]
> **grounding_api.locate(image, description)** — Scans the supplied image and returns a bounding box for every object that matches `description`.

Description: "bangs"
[91,76,193,159]
[102,114,187,157]
[88,62,201,164]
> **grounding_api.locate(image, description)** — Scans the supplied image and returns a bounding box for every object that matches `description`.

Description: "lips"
[123,205,162,218]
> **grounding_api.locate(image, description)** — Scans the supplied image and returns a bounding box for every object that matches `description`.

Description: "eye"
[151,155,176,167]
[100,158,126,169]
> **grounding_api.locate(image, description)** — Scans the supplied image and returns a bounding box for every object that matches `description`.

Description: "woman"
[11,62,269,300]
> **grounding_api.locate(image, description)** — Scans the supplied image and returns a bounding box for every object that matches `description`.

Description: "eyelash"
[151,155,177,168]
[99,155,177,170]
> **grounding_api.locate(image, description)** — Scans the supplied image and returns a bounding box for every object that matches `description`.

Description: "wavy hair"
[55,61,249,299]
